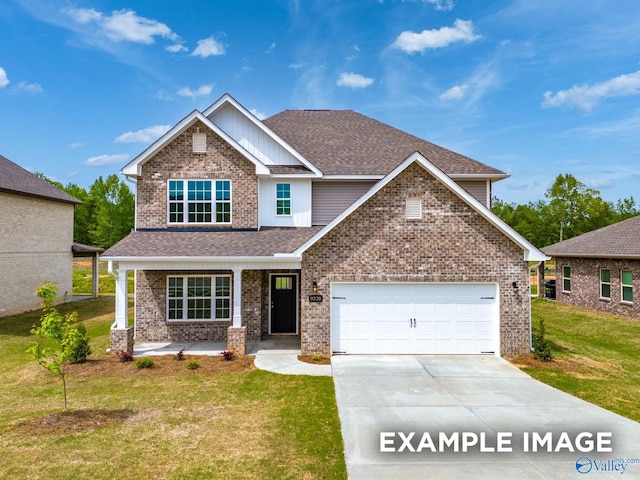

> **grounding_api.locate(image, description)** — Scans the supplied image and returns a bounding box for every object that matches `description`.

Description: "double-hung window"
[168,180,231,224]
[167,275,231,321]
[276,183,291,216]
[600,269,611,299]
[562,266,571,292]
[621,270,633,303]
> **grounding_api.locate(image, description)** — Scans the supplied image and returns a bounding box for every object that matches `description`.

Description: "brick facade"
[0,192,74,316]
[551,257,639,318]
[136,121,258,230]
[300,163,530,356]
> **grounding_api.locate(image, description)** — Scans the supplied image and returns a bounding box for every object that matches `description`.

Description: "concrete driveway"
[332,355,640,479]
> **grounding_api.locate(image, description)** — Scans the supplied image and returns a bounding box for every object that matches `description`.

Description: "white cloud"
[393,19,481,53]
[84,153,130,166]
[266,42,276,54]
[542,70,640,111]
[69,142,83,149]
[191,36,226,57]
[63,7,178,45]
[0,67,8,88]
[337,72,374,89]
[16,81,43,94]
[166,43,187,53]
[402,0,455,11]
[440,84,467,100]
[249,108,266,120]
[115,125,171,144]
[289,62,306,69]
[177,84,213,99]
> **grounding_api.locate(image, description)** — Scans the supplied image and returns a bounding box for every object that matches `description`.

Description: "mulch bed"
[298,355,332,365]
[13,409,137,436]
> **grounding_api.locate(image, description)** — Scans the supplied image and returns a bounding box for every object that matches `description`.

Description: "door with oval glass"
[270,274,298,334]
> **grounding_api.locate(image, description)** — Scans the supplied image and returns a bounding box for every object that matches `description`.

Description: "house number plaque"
[308,295,323,303]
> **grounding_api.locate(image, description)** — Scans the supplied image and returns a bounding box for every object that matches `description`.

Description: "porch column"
[115,268,129,329]
[232,268,243,327]
[91,252,99,298]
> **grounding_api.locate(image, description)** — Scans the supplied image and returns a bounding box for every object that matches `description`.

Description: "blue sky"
[2,0,640,204]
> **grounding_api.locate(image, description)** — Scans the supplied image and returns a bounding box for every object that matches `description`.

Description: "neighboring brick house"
[0,154,80,316]
[541,215,640,319]
[102,94,546,356]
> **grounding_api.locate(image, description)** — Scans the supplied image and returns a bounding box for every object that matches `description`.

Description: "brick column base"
[110,327,134,354]
[227,326,247,355]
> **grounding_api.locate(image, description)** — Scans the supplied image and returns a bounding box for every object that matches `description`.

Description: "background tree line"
[492,173,639,248]
[38,173,135,249]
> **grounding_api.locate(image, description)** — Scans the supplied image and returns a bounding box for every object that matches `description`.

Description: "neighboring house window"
[276,183,291,216]
[192,133,207,153]
[600,269,611,299]
[406,198,422,219]
[167,275,231,321]
[168,180,231,224]
[621,270,633,303]
[562,266,571,292]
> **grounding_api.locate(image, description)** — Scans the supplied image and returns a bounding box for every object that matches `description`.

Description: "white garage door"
[331,283,499,355]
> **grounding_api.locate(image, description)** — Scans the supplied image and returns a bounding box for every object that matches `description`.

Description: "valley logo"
[576,456,634,475]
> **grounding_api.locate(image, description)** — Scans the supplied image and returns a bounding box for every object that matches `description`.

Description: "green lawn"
[73,261,134,295]
[0,298,346,479]
[516,298,640,422]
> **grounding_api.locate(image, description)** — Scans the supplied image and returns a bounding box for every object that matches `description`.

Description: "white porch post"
[232,268,243,327]
[115,268,129,329]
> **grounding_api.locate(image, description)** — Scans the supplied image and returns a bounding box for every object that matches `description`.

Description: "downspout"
[107,260,118,329]
[529,261,543,352]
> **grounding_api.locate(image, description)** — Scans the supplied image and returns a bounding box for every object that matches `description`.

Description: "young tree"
[27,282,91,410]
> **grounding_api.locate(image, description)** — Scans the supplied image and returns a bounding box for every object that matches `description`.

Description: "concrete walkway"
[332,355,640,479]
[133,337,332,376]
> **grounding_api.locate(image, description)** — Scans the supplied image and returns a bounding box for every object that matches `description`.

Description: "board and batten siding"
[259,178,312,227]
[312,181,376,225]
[209,105,302,167]
[455,180,490,207]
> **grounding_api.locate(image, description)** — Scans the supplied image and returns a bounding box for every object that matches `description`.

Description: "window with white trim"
[621,270,633,303]
[276,183,291,216]
[600,269,611,299]
[562,265,571,292]
[168,180,231,224]
[167,275,231,321]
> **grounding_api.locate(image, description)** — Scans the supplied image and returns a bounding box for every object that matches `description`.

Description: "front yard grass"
[0,298,346,480]
[510,298,640,422]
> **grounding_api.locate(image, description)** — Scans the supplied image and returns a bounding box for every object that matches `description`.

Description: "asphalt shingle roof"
[263,110,506,177]
[101,227,324,258]
[0,154,80,204]
[542,215,640,258]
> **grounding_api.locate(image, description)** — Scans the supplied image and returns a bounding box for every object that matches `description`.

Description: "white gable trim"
[203,94,322,177]
[121,110,270,178]
[293,152,548,262]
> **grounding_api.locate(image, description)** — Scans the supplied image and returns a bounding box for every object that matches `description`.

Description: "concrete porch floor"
[133,336,302,357]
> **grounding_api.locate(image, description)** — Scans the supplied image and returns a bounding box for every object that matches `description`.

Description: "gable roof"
[291,152,547,262]
[121,110,270,178]
[542,215,640,259]
[263,110,508,178]
[0,154,80,205]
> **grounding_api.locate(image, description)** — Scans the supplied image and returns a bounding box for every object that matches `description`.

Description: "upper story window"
[621,270,633,303]
[168,179,231,224]
[276,183,291,216]
[600,269,611,299]
[562,265,571,292]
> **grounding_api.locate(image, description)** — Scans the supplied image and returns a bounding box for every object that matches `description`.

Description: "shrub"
[221,350,235,361]
[116,350,134,362]
[135,357,155,369]
[533,318,553,361]
[63,323,92,364]
[312,353,321,362]
[186,360,199,370]
[175,348,185,361]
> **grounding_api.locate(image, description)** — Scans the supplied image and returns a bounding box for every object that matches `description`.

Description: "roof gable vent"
[406,198,422,219]
[192,132,207,153]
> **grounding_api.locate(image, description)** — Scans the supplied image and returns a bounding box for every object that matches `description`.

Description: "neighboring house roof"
[72,243,105,256]
[101,227,323,260]
[542,215,640,259]
[292,152,547,262]
[263,110,508,178]
[0,154,80,204]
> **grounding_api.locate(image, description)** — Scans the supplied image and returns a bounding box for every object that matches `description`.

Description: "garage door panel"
[331,282,498,355]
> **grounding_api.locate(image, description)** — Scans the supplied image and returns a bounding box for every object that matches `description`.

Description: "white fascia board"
[322,175,385,180]
[267,174,319,179]
[100,255,303,271]
[121,110,270,178]
[100,255,301,263]
[293,152,547,262]
[203,93,323,177]
[449,173,510,181]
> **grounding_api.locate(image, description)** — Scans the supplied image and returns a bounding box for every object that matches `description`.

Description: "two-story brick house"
[102,94,546,357]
